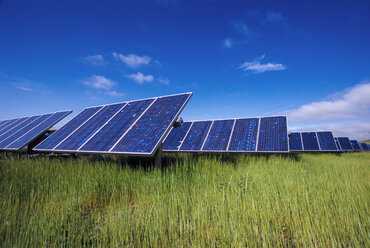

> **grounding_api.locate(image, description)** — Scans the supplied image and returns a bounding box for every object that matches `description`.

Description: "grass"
[0,153,369,247]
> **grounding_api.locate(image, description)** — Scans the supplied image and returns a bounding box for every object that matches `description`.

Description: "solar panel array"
[289,131,338,152]
[335,137,353,151]
[0,111,71,151]
[350,140,361,151]
[360,143,369,151]
[34,93,192,156]
[163,116,288,152]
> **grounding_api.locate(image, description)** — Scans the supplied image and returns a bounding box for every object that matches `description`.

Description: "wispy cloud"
[113,52,151,68]
[105,90,125,97]
[158,77,170,85]
[82,54,106,66]
[265,11,284,23]
[82,75,116,90]
[12,83,33,92]
[239,55,286,73]
[231,21,256,39]
[223,38,233,48]
[284,82,370,121]
[127,72,154,84]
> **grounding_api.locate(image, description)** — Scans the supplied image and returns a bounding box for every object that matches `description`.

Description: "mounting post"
[154,144,162,169]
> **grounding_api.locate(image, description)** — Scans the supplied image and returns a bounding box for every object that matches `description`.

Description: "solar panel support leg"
[154,144,162,169]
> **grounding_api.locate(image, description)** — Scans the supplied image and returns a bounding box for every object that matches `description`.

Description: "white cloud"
[232,21,254,38]
[224,39,233,48]
[158,77,170,85]
[284,82,370,121]
[127,72,154,84]
[12,83,33,92]
[105,90,125,97]
[239,55,285,73]
[112,52,151,68]
[284,82,370,140]
[82,54,106,66]
[82,75,117,90]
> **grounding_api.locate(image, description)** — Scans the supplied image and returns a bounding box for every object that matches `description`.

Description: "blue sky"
[1,0,369,140]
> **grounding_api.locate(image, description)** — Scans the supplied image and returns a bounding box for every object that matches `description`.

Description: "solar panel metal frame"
[0,110,72,151]
[34,93,192,156]
[335,137,354,151]
[300,131,322,152]
[350,140,361,151]
[163,115,289,153]
[315,131,339,152]
[288,132,303,152]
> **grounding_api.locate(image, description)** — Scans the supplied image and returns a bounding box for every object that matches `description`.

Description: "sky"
[0,0,369,140]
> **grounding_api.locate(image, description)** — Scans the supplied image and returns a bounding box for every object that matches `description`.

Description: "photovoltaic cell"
[179,121,212,151]
[162,122,192,151]
[350,140,361,151]
[317,131,338,151]
[34,93,192,156]
[202,120,234,151]
[336,137,353,151]
[360,143,369,151]
[289,132,303,151]
[228,118,259,151]
[301,132,320,151]
[257,116,288,152]
[0,111,71,150]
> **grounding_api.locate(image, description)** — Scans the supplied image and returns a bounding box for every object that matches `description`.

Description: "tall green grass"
[0,153,369,247]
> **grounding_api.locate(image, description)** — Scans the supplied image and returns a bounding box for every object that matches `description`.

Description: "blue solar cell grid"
[0,111,71,150]
[228,118,259,152]
[34,93,192,156]
[162,122,192,151]
[350,140,361,151]
[257,116,288,152]
[360,143,369,151]
[301,132,320,151]
[337,137,353,151]
[289,132,303,151]
[202,120,234,151]
[180,121,212,151]
[317,131,338,151]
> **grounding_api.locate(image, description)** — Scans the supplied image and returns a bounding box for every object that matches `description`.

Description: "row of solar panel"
[0,111,71,150]
[289,132,369,152]
[162,116,289,152]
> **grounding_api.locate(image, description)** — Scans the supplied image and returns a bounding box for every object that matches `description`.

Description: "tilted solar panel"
[301,132,320,151]
[34,93,192,156]
[336,137,353,151]
[289,132,303,151]
[162,116,288,153]
[316,131,338,151]
[350,140,361,151]
[359,143,369,151]
[0,111,71,151]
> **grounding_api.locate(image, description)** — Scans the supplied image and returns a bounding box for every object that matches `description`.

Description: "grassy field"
[0,153,369,247]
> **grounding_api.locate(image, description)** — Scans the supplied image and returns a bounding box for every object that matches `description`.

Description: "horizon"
[1,0,369,140]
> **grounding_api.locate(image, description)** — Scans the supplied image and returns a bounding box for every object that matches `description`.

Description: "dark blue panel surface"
[0,114,52,149]
[0,119,23,137]
[112,94,191,153]
[56,104,125,151]
[179,121,212,151]
[289,132,303,151]
[360,143,369,151]
[0,118,28,141]
[337,137,353,151]
[301,132,320,151]
[162,122,192,151]
[317,131,338,151]
[202,120,234,151]
[35,107,102,150]
[257,116,288,152]
[228,118,259,151]
[80,99,154,152]
[350,140,361,151]
[0,120,11,130]
[6,111,71,149]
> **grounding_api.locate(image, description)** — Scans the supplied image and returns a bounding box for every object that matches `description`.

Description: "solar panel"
[316,131,338,151]
[359,143,369,151]
[0,111,71,151]
[350,140,361,151]
[34,93,192,156]
[301,132,320,151]
[336,137,353,151]
[289,132,303,151]
[162,116,288,153]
